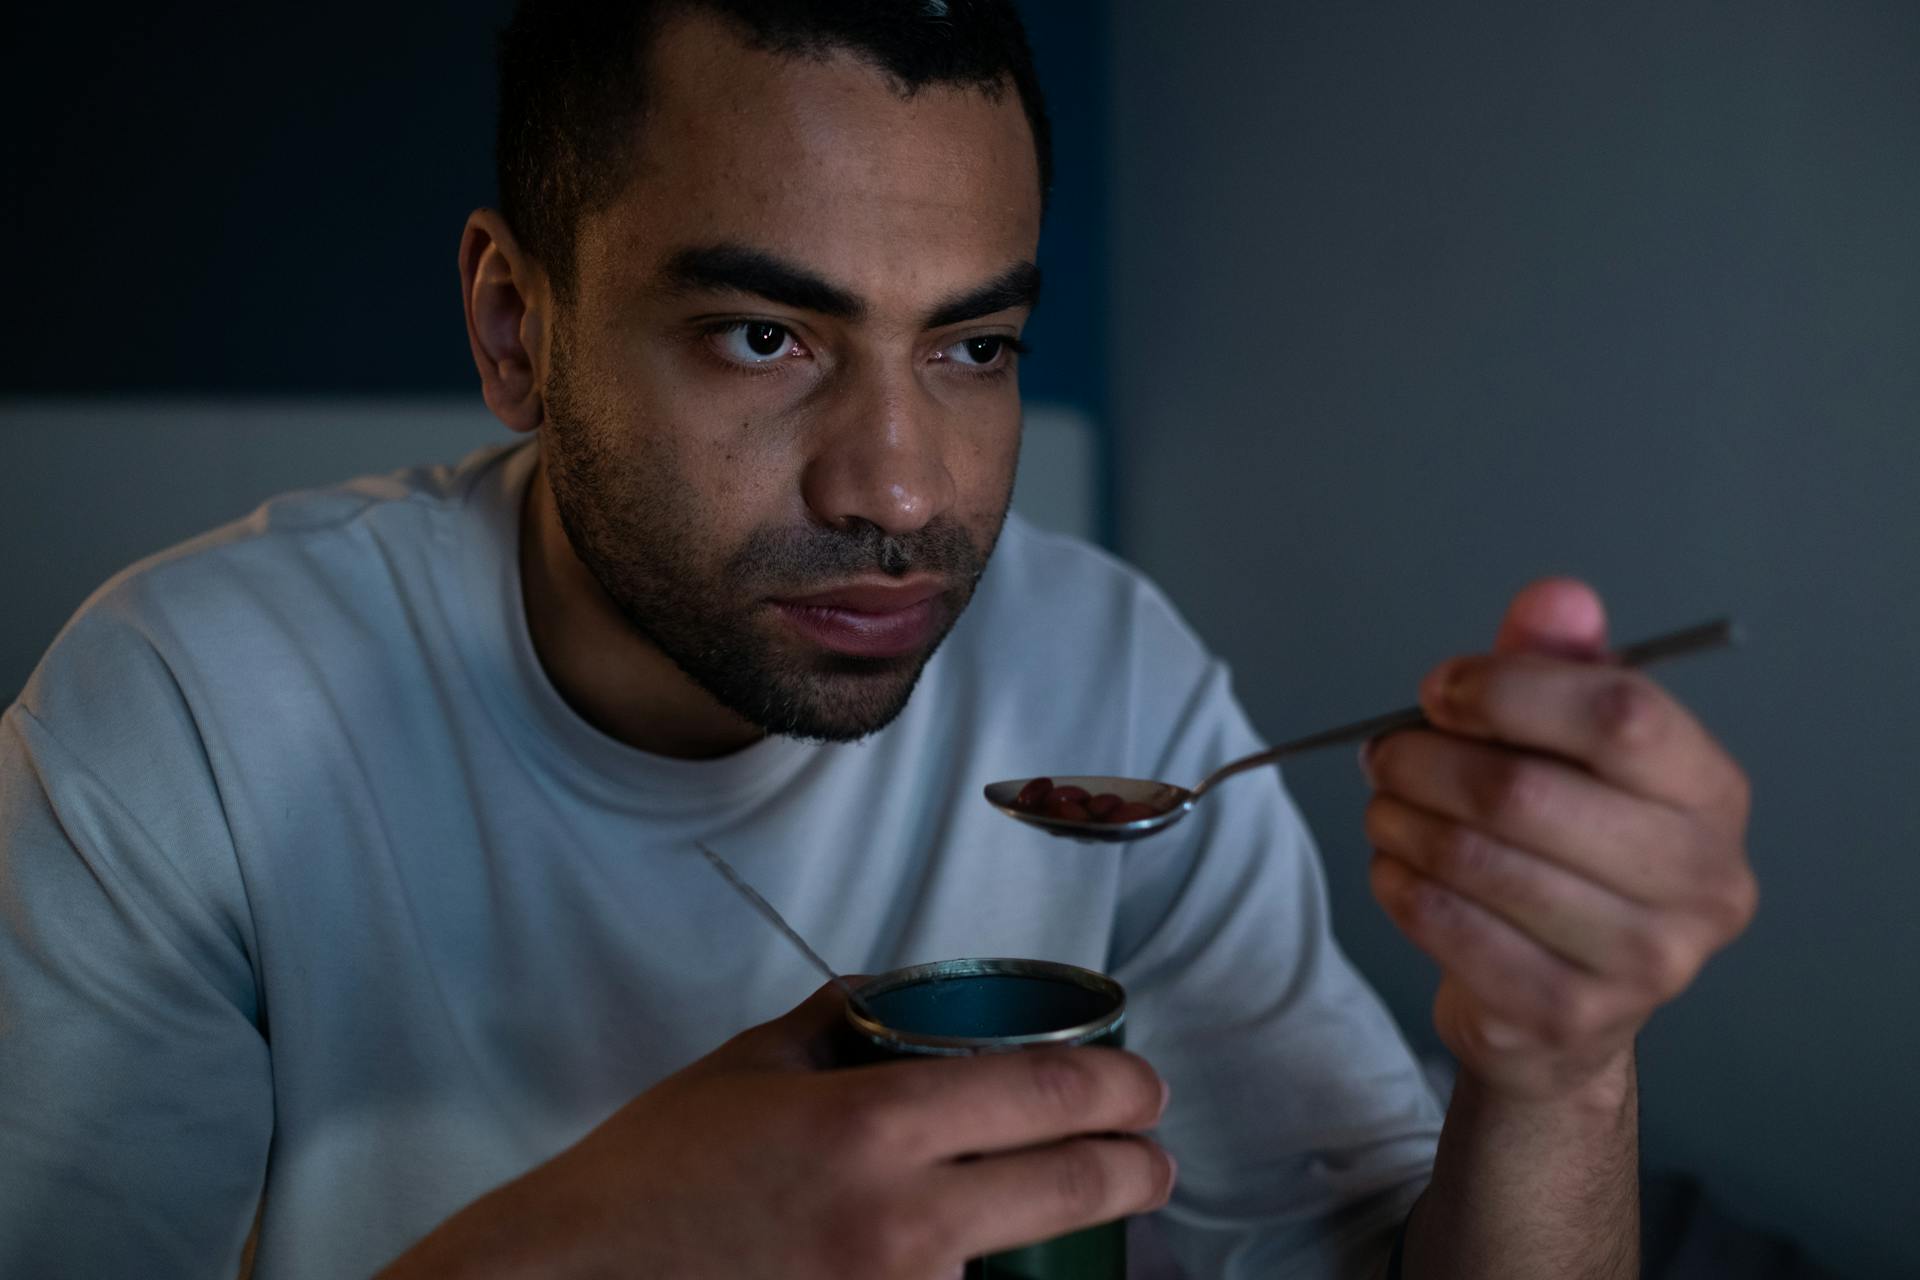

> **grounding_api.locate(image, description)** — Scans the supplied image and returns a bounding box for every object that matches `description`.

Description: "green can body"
[839,958,1129,1280]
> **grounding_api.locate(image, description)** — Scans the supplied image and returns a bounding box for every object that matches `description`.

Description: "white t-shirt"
[0,442,1440,1278]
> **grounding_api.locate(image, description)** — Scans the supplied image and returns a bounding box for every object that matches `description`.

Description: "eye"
[936,334,1026,369]
[711,321,807,365]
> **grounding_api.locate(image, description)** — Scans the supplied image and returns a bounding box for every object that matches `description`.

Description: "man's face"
[540,13,1041,742]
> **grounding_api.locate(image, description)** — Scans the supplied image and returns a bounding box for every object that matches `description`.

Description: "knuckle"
[1633,929,1695,999]
[834,1090,914,1163]
[1429,821,1499,888]
[1050,1142,1114,1219]
[1678,832,1759,940]
[1594,676,1666,751]
[1401,874,1457,935]
[1025,1050,1099,1120]
[1475,757,1550,827]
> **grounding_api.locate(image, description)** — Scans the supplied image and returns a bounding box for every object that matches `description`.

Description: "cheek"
[556,323,799,550]
[644,374,807,512]
[954,411,1021,515]
[650,430,792,550]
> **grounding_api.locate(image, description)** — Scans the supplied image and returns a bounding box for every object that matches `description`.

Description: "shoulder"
[18,443,518,746]
[89,442,511,606]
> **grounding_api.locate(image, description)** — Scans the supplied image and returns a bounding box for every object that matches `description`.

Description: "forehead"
[571,10,1043,314]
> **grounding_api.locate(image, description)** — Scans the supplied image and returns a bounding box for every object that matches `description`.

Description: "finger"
[1366,792,1696,995]
[1368,852,1639,1050]
[722,977,876,1073]
[825,1047,1167,1165]
[1367,728,1706,904]
[926,1134,1175,1261]
[1494,577,1610,660]
[1418,653,1748,814]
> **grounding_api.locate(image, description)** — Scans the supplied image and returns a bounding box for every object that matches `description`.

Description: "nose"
[800,372,956,538]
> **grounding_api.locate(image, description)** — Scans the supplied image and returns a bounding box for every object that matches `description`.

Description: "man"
[0,2,1754,1276]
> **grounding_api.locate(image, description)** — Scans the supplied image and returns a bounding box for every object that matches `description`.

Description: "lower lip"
[772,598,938,659]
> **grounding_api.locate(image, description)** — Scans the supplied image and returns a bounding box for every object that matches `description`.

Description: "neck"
[517,448,766,760]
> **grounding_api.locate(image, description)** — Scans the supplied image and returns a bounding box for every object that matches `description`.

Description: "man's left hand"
[1361,578,1756,1103]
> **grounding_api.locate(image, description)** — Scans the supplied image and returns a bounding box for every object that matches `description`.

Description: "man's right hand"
[378,981,1175,1279]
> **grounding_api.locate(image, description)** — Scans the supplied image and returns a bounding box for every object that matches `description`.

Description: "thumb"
[1494,577,1609,661]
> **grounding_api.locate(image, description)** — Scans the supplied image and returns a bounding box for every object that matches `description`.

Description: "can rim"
[845,957,1126,1055]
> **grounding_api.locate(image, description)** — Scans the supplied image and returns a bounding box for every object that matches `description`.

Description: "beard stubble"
[538,336,1012,743]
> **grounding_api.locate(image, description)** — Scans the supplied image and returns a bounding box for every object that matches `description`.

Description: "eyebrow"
[922,261,1042,330]
[662,244,865,318]
[659,243,1042,330]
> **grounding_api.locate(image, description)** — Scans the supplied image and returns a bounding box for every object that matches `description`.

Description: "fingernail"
[1358,738,1379,787]
[1157,1077,1172,1117]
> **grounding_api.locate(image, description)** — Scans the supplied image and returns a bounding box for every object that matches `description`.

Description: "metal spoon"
[696,842,881,1022]
[983,617,1741,844]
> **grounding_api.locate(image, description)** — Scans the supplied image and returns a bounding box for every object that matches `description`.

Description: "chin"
[748,656,929,743]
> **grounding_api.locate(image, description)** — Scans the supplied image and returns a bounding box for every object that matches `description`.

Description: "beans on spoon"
[1011,777,1164,825]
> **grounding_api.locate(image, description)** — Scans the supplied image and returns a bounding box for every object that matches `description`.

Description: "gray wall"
[1110,3,1917,1275]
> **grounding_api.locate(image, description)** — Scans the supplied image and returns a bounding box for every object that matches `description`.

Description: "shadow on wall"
[1643,1174,1843,1280]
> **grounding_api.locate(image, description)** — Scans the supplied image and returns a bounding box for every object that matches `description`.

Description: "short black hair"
[496,0,1052,301]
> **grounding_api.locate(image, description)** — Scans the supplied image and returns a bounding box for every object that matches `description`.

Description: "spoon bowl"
[985,617,1740,845]
[982,775,1193,842]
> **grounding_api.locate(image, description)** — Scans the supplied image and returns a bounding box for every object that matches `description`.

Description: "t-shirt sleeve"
[0,612,271,1276]
[1108,657,1441,1279]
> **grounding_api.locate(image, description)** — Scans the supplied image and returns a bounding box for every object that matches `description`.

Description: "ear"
[459,209,549,435]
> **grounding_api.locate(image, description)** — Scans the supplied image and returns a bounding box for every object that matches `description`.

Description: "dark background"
[0,0,1106,414]
[6,3,1918,1275]
[1107,7,1917,1278]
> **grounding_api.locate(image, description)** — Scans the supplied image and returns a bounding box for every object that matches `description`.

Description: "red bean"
[1012,778,1166,827]
[1043,796,1092,822]
[1014,777,1053,811]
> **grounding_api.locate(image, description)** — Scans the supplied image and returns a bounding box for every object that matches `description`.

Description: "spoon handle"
[1186,616,1742,801]
[696,842,880,1022]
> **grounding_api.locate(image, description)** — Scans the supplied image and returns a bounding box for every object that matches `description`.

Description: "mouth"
[770,578,945,660]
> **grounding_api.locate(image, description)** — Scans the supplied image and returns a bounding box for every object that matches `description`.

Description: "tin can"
[841,957,1129,1280]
